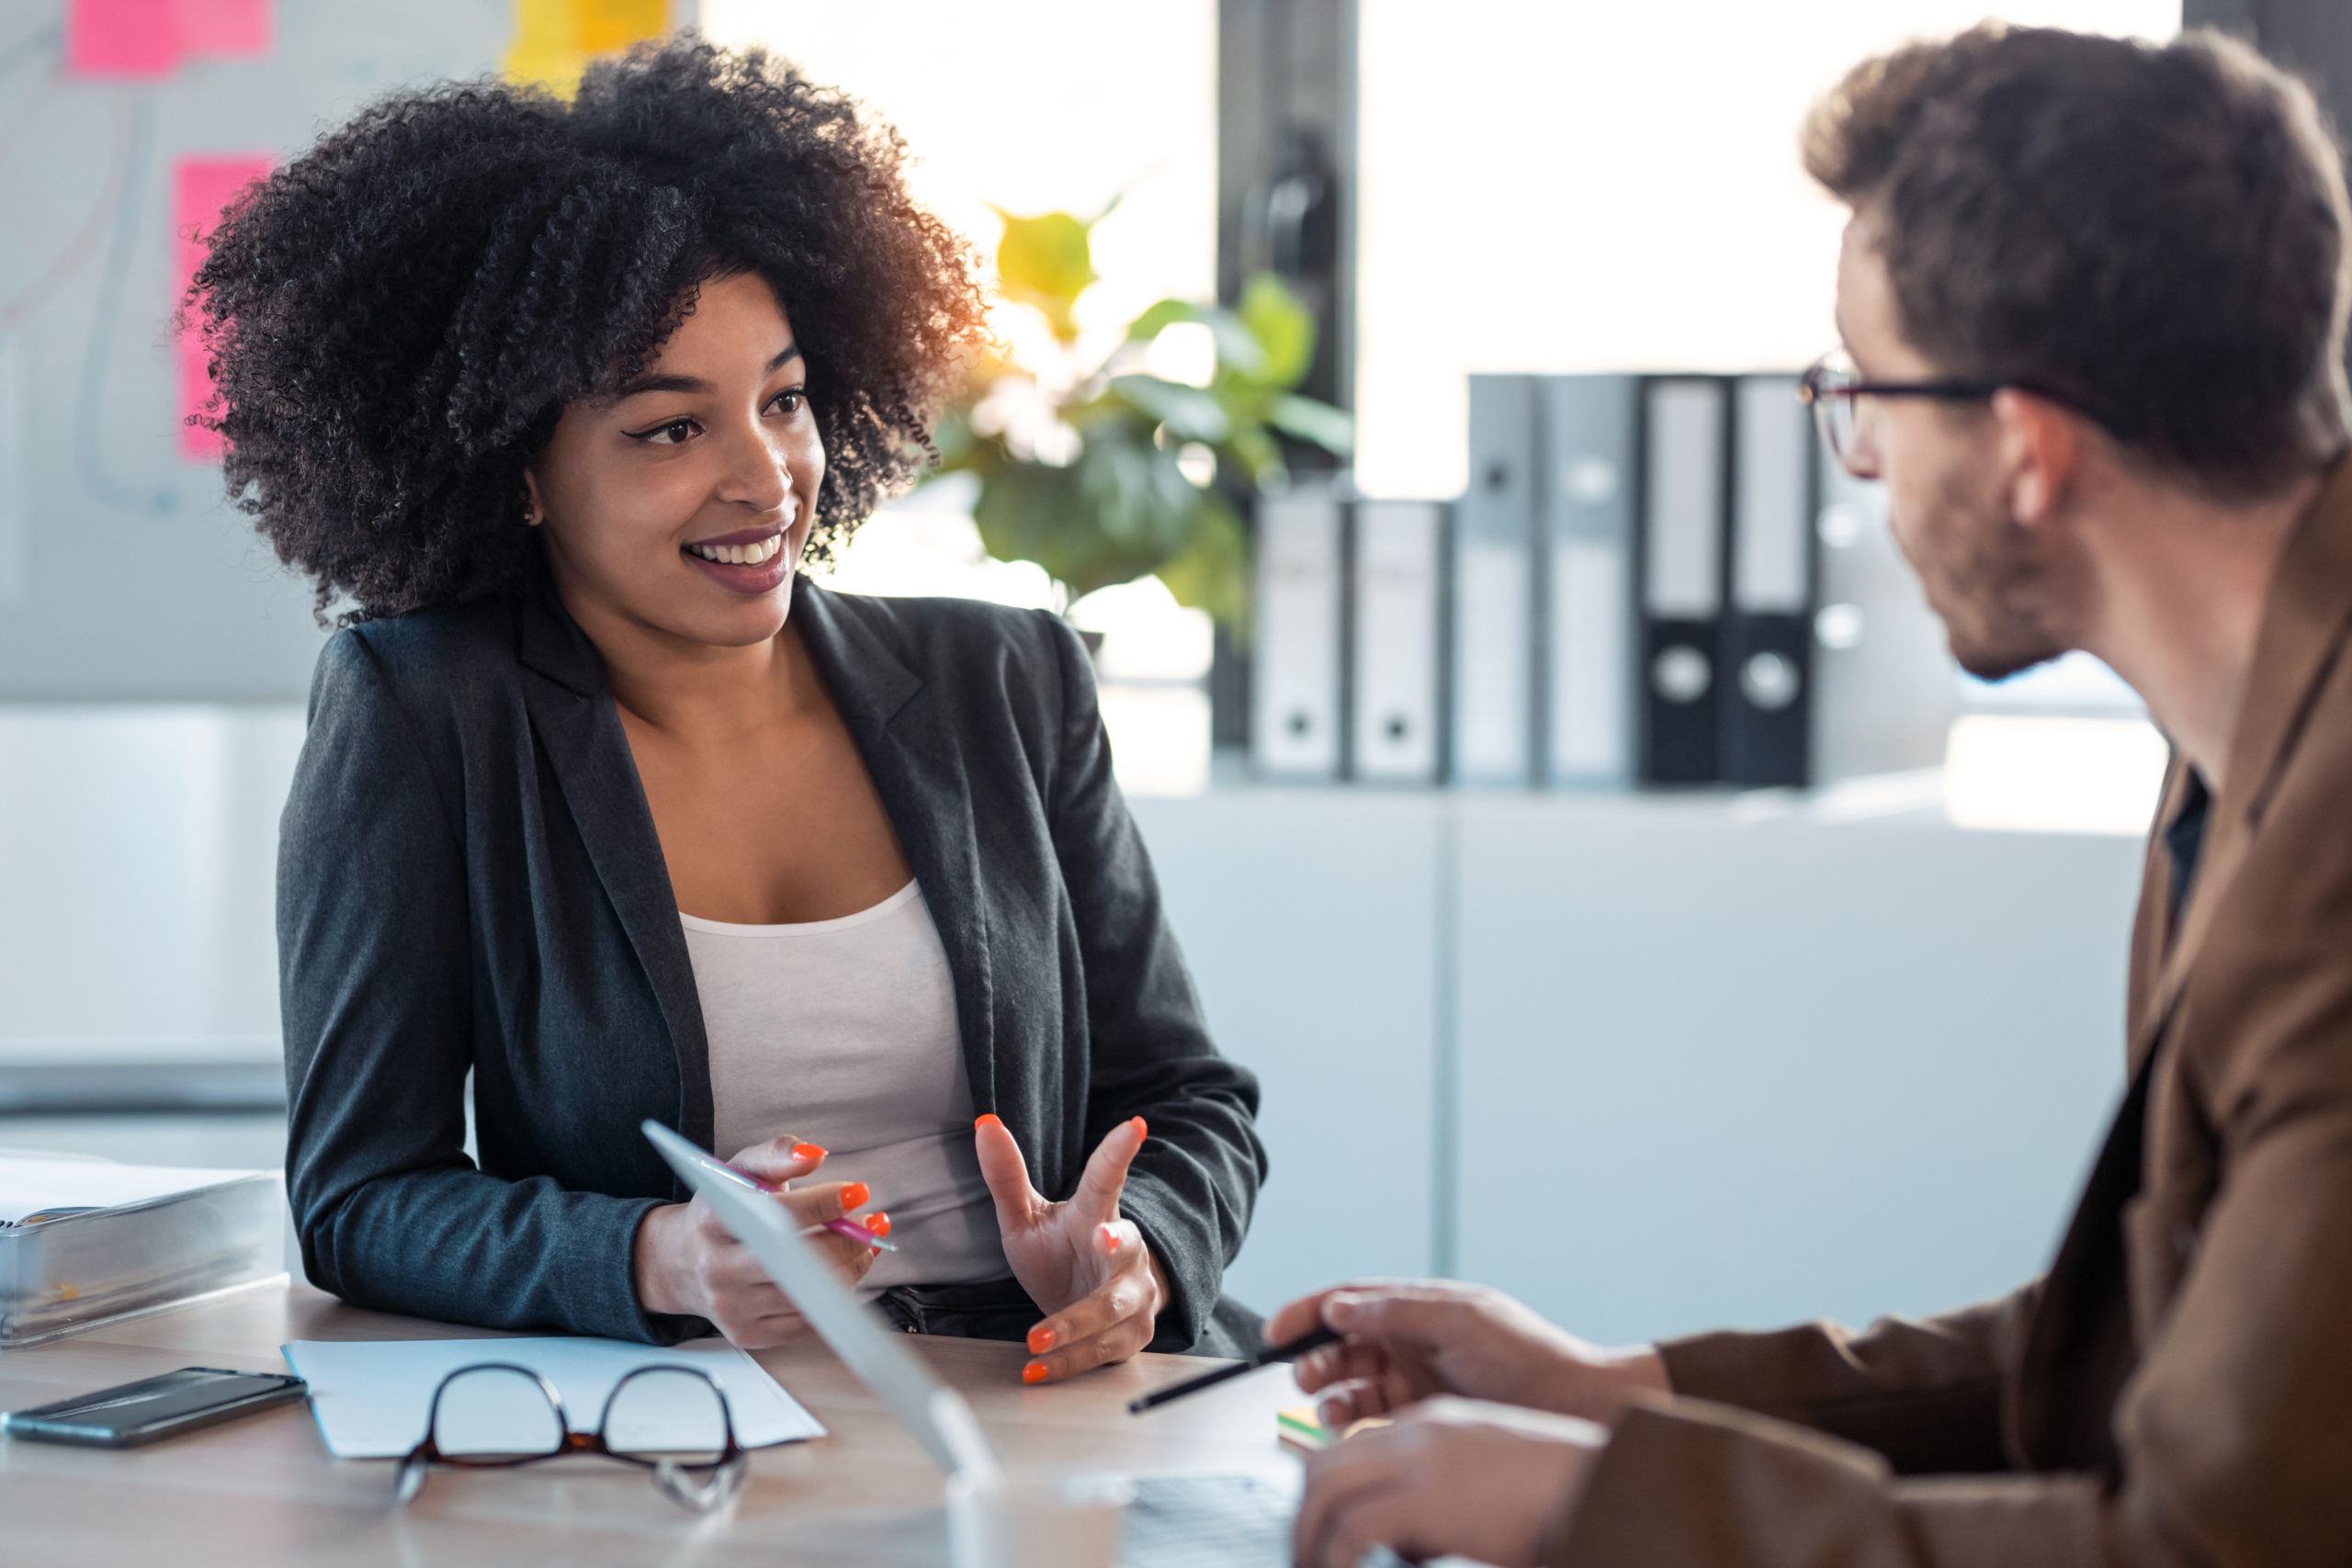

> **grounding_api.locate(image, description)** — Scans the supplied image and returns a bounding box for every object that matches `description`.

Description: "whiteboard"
[0,1,510,698]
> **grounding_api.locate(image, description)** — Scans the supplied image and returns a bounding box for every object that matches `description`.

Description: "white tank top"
[682,881,1008,1294]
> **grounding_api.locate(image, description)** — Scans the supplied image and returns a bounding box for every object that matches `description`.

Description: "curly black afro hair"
[189,38,988,621]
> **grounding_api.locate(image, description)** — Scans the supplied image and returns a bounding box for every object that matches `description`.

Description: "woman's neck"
[559,576,814,742]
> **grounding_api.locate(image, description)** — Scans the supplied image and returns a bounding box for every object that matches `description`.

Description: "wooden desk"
[0,1282,1297,1566]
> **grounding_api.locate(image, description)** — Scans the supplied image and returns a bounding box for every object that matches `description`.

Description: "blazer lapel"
[514,579,715,1158]
[790,579,1001,1111]
[2015,457,2352,1469]
[2128,457,2352,1065]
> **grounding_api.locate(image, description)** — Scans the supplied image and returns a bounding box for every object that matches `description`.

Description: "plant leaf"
[1154,496,1252,638]
[1109,374,1232,443]
[1267,393,1355,456]
[1237,272,1317,389]
[1127,299,1271,382]
[1125,298,1200,341]
[1226,423,1286,489]
[992,208,1097,342]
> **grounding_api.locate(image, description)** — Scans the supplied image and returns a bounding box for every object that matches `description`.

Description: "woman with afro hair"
[198,38,1264,1370]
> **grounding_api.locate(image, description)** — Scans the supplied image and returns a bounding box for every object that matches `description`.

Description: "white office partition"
[1130,792,1442,1312]
[1446,795,2141,1344]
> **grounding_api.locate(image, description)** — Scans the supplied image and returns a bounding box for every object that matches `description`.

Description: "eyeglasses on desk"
[395,1361,747,1513]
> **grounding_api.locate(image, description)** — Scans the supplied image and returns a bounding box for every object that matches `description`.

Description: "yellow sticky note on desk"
[1278,1406,1328,1452]
[1279,1406,1392,1453]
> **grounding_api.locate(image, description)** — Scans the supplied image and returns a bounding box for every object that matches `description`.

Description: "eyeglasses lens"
[604,1367,731,1466]
[432,1366,566,1461]
[605,1367,744,1513]
[1807,398,1842,460]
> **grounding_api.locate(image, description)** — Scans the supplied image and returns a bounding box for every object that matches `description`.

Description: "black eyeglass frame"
[393,1360,749,1513]
[1799,354,2118,462]
[1797,357,2013,407]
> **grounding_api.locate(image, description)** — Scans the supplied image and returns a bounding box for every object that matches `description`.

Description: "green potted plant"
[925,202,1353,637]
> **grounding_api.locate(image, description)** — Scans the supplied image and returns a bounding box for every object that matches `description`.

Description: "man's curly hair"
[1803,24,2350,496]
[189,38,988,620]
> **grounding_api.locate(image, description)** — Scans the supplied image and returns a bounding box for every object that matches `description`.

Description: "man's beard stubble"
[1907,465,2071,683]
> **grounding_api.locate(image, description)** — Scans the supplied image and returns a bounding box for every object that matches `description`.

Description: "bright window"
[702,0,1221,795]
[1353,0,2184,500]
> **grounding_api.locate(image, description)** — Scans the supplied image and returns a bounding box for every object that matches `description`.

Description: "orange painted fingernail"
[863,1211,892,1237]
[1132,1116,1147,1138]
[976,1113,1002,1129]
[790,1143,826,1162]
[840,1181,870,1210]
[1101,1224,1122,1251]
[1023,1362,1050,1384]
[1027,1325,1057,1354]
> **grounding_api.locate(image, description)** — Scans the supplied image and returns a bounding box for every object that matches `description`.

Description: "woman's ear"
[522,469,545,527]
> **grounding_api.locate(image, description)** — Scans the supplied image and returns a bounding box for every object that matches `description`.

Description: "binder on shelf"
[1350,499,1444,784]
[1250,482,1345,779]
[1541,375,1640,788]
[1453,375,1541,784]
[1810,442,1959,783]
[1639,377,1729,784]
[1723,375,1816,786]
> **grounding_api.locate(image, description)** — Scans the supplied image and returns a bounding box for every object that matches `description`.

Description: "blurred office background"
[2,0,2323,1342]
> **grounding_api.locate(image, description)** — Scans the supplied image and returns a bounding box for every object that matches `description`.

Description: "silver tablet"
[640,1119,998,1478]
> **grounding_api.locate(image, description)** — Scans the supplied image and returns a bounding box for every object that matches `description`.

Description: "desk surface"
[0,1282,1296,1567]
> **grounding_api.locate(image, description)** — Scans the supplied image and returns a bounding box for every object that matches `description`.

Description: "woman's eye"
[635,419,699,446]
[769,390,806,416]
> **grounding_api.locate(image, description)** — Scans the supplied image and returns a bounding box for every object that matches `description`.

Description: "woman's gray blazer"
[277,568,1265,1348]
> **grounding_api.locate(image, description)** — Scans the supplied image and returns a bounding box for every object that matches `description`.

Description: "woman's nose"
[716,422,792,513]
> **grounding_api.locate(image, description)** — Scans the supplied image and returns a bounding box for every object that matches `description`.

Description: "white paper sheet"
[0,1156,272,1224]
[282,1337,826,1460]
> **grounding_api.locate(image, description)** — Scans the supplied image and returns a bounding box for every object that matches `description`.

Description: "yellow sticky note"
[578,0,667,53]
[504,0,670,97]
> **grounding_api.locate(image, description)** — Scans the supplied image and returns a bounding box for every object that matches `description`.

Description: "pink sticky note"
[66,0,185,79]
[174,0,272,60]
[175,155,274,461]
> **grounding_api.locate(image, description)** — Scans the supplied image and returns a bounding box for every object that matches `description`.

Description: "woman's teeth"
[686,536,783,567]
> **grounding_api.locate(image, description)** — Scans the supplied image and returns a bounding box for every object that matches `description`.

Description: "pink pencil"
[697,1144,899,1251]
[805,1217,897,1253]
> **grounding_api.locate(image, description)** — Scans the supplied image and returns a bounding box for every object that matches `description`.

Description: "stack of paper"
[0,1156,283,1347]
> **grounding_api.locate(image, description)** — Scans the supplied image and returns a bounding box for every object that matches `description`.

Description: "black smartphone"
[3,1367,308,1448]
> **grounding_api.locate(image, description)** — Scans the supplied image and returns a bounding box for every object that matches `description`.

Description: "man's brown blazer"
[1554,459,2352,1567]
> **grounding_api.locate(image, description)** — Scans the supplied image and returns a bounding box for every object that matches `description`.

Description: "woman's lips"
[685,521,790,553]
[684,528,785,566]
[681,528,790,594]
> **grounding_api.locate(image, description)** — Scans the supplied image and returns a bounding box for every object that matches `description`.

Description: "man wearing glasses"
[1278,23,2352,1568]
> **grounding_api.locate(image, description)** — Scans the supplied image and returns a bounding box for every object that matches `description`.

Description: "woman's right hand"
[631,1136,884,1347]
[1265,1280,1668,1429]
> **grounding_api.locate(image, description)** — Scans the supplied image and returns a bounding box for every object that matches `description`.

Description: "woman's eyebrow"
[614,343,802,400]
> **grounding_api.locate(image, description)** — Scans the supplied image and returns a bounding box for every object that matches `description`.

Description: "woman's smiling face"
[527,271,827,650]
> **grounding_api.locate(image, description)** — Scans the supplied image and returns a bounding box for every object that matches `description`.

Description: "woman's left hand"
[975,1111,1168,1384]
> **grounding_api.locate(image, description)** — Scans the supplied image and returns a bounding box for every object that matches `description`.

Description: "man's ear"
[1989,388,2080,529]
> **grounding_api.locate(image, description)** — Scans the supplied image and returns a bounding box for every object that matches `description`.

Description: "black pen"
[1127,1325,1342,1414]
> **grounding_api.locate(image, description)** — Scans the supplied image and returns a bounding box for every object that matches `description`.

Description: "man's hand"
[632,1136,884,1347]
[1295,1397,1607,1568]
[975,1112,1167,1384]
[1266,1280,1668,1427]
